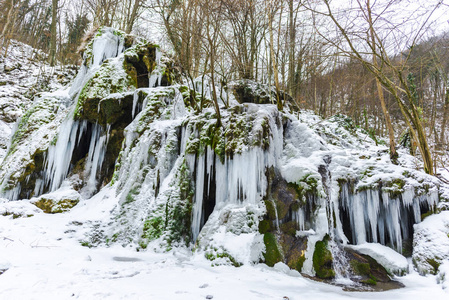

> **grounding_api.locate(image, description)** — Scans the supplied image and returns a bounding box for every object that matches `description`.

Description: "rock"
[33,198,79,214]
[31,185,81,214]
[346,249,392,285]
[4,63,20,73]
[413,211,449,275]
[227,79,293,105]
[313,236,335,279]
[0,200,42,218]
[346,243,408,276]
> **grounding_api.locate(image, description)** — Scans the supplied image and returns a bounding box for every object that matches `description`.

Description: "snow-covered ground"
[0,196,448,300]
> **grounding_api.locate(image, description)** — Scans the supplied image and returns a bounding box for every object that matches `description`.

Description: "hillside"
[0,28,449,299]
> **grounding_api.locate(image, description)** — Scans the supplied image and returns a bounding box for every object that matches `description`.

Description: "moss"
[351,260,371,276]
[75,59,136,122]
[33,198,79,214]
[313,237,335,279]
[362,275,378,285]
[383,178,406,198]
[287,249,306,272]
[140,216,164,248]
[80,241,92,248]
[264,200,277,220]
[258,219,272,234]
[427,258,441,274]
[280,221,297,237]
[421,210,434,220]
[205,248,242,267]
[263,232,283,267]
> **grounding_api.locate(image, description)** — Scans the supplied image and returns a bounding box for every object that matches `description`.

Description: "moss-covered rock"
[263,232,283,267]
[228,79,293,106]
[33,198,79,214]
[204,247,242,267]
[346,250,392,285]
[313,237,335,279]
[75,60,136,123]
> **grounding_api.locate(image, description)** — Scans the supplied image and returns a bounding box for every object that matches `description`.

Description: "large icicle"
[339,181,439,252]
[40,115,87,194]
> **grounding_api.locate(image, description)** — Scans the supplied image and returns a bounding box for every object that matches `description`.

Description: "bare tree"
[311,0,441,174]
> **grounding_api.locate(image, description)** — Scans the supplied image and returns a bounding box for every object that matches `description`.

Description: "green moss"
[140,216,164,248]
[427,258,441,274]
[287,250,306,272]
[362,275,378,285]
[280,221,297,237]
[264,200,277,220]
[205,248,242,267]
[258,219,272,234]
[313,237,335,279]
[80,241,92,248]
[383,178,406,198]
[33,198,79,214]
[263,232,283,267]
[75,59,136,122]
[351,260,371,276]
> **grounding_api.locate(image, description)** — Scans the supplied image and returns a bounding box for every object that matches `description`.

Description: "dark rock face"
[228,79,293,105]
[260,167,315,272]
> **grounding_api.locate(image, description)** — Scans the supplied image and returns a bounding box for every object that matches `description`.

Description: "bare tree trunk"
[367,0,398,164]
[49,0,58,66]
[440,87,449,149]
[268,0,282,110]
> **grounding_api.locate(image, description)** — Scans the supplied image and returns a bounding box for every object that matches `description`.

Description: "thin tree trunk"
[439,87,449,149]
[49,0,58,66]
[268,0,282,110]
[367,0,398,164]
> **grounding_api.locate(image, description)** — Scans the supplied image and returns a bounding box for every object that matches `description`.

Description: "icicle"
[82,123,109,197]
[172,87,186,120]
[192,153,206,242]
[295,208,306,231]
[132,89,139,119]
[149,73,160,88]
[270,198,280,233]
[42,116,85,193]
[155,48,162,64]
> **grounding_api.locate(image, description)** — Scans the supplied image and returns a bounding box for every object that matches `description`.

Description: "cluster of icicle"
[339,183,438,252]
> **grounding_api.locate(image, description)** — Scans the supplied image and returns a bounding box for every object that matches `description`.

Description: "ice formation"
[0,27,444,286]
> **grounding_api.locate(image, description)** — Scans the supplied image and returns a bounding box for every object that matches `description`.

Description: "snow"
[347,243,409,276]
[1,209,449,299]
[437,260,449,292]
[413,211,449,275]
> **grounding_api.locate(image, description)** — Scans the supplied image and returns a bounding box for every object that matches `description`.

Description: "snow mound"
[437,260,449,292]
[30,183,81,214]
[347,243,408,276]
[0,199,42,218]
[413,211,449,275]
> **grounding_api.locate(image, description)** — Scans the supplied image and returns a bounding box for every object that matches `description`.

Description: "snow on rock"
[413,211,449,275]
[437,259,449,292]
[0,39,76,124]
[198,203,265,265]
[30,183,81,214]
[347,243,409,276]
[0,198,42,218]
[0,119,11,162]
